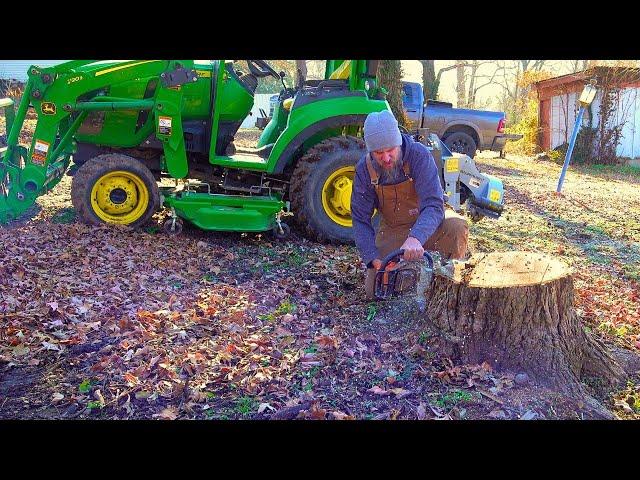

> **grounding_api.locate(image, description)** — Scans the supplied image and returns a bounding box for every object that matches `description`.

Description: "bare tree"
[570,60,589,73]
[456,60,466,107]
[466,60,501,109]
[379,60,406,126]
[295,60,307,87]
[419,60,472,101]
[419,60,437,100]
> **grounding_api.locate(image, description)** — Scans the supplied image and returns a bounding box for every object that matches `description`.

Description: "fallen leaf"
[94,389,106,408]
[315,335,338,349]
[380,343,394,353]
[258,403,276,414]
[478,389,504,405]
[307,403,327,420]
[330,411,355,420]
[154,407,179,420]
[390,388,412,399]
[372,411,391,420]
[519,410,537,420]
[615,400,634,414]
[407,344,427,356]
[12,345,30,356]
[367,385,389,396]
[488,409,507,419]
[42,341,61,352]
[417,403,427,420]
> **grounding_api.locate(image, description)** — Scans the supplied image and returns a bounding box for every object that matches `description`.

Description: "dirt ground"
[1,127,639,420]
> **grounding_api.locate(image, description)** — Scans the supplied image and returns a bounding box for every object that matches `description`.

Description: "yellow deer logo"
[41,102,56,115]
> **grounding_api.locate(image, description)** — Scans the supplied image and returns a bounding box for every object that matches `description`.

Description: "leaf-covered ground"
[1,127,639,420]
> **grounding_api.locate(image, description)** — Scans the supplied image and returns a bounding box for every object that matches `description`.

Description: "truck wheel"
[71,153,160,228]
[290,136,365,244]
[444,131,477,158]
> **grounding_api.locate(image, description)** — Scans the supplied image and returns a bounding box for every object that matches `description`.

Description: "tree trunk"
[420,60,437,100]
[379,60,407,127]
[295,60,307,88]
[423,251,625,396]
[456,61,466,108]
[467,61,479,109]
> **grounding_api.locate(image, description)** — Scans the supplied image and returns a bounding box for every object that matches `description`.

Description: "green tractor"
[0,59,504,242]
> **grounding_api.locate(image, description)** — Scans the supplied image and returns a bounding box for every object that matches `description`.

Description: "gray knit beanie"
[363,110,402,152]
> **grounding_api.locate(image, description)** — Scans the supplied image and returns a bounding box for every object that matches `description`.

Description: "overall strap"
[402,159,412,180]
[365,154,380,185]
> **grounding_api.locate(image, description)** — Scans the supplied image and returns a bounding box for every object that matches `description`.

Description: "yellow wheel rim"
[90,170,149,225]
[321,166,355,227]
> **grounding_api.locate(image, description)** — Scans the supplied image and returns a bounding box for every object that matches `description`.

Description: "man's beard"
[380,159,404,183]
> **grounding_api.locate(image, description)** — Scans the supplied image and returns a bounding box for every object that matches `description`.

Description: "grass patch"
[52,208,75,224]
[235,396,257,416]
[286,250,307,267]
[581,164,640,179]
[258,298,297,322]
[366,303,377,322]
[435,389,474,409]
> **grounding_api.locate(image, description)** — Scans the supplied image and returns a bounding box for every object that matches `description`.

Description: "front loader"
[0,59,504,243]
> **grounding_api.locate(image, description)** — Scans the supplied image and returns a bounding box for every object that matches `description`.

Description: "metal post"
[556,106,586,193]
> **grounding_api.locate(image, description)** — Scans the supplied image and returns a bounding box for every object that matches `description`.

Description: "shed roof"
[534,66,640,92]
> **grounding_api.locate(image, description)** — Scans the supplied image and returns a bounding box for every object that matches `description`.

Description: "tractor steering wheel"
[247,60,281,80]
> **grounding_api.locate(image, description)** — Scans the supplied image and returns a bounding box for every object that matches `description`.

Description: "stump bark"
[423,251,625,394]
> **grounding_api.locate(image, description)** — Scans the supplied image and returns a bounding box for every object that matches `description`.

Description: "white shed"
[536,67,640,161]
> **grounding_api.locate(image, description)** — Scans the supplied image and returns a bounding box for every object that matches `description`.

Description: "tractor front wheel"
[290,136,365,244]
[71,153,160,228]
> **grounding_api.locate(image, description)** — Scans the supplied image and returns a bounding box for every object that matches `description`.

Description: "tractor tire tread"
[289,135,364,244]
[71,153,160,228]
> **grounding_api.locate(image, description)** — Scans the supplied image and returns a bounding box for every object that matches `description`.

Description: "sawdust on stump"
[423,251,626,401]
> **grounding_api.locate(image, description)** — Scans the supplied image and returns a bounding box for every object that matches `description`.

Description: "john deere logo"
[41,102,56,115]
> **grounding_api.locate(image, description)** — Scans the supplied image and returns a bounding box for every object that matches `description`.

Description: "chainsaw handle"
[378,249,434,272]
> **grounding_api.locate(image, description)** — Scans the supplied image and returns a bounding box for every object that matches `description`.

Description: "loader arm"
[0,60,196,223]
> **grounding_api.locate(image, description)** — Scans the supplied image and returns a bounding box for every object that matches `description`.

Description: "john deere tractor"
[0,60,504,242]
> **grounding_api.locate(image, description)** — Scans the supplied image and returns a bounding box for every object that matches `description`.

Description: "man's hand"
[401,236,424,261]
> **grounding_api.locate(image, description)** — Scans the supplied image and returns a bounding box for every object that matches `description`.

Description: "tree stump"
[423,251,625,395]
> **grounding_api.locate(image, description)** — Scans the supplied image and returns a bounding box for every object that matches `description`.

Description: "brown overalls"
[363,154,469,299]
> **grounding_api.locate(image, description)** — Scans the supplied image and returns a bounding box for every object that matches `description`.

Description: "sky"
[0,59,599,111]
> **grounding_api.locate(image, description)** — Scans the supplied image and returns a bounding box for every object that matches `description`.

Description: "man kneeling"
[350,110,469,300]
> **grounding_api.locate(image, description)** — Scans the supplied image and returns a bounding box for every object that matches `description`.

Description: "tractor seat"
[234,142,274,159]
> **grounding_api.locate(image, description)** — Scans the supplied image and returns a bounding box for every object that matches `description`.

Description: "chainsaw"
[373,248,458,300]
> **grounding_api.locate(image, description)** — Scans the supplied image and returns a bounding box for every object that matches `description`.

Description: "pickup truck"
[402,81,521,158]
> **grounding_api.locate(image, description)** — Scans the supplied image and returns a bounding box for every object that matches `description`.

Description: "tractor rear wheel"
[71,153,160,228]
[290,136,365,244]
